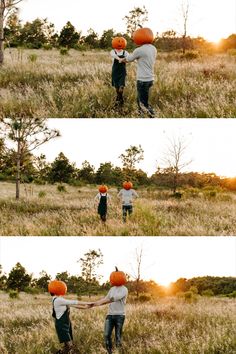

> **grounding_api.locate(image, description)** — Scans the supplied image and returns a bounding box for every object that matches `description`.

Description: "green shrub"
[181,51,199,60]
[38,191,46,198]
[24,287,41,295]
[137,294,152,303]
[28,54,38,63]
[227,49,236,56]
[57,184,67,192]
[9,290,19,299]
[60,47,69,56]
[202,289,214,297]
[43,44,53,50]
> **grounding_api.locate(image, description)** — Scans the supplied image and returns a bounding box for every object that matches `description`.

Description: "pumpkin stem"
[115,266,118,272]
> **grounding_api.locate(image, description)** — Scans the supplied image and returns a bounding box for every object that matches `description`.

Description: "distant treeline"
[0,143,236,192]
[0,263,235,299]
[4,14,236,53]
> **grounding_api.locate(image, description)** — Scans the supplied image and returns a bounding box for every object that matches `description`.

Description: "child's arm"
[110,49,120,61]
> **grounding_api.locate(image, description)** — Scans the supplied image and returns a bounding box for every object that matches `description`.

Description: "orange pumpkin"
[99,185,108,193]
[112,37,127,50]
[48,280,67,296]
[110,267,127,286]
[123,181,133,190]
[132,27,154,45]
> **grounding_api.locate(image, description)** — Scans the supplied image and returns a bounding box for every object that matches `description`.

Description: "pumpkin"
[132,27,154,46]
[110,267,127,286]
[48,280,67,296]
[99,185,108,193]
[123,181,133,190]
[112,37,127,50]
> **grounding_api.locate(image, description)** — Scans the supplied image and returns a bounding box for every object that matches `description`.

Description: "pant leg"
[127,205,133,216]
[137,81,153,109]
[104,315,115,354]
[114,315,125,348]
[122,206,127,222]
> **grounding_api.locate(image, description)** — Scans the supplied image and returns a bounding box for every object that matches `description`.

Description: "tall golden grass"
[1,49,236,117]
[0,292,235,353]
[0,182,235,236]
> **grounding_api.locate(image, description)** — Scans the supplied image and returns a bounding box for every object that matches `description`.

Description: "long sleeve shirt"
[126,44,157,81]
[52,296,79,319]
[105,286,128,315]
[117,189,138,206]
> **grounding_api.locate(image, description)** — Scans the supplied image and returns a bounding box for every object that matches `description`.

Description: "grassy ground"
[0,182,236,236]
[0,292,235,354]
[1,49,236,118]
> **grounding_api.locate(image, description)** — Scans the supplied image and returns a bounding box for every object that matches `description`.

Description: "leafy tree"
[48,152,75,183]
[35,270,51,291]
[78,249,103,297]
[119,144,144,180]
[6,262,32,291]
[0,0,24,64]
[83,28,99,48]
[58,21,80,48]
[123,6,148,36]
[19,18,54,48]
[4,8,21,47]
[95,162,115,185]
[77,160,95,184]
[34,154,51,182]
[0,118,60,199]
[99,28,115,49]
[0,264,7,290]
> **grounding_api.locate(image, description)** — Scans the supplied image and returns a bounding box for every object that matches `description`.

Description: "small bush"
[24,287,41,295]
[181,51,199,60]
[9,290,19,299]
[43,44,53,50]
[38,191,46,198]
[28,54,38,63]
[60,47,69,56]
[202,289,214,297]
[227,49,236,56]
[137,294,152,303]
[227,291,236,298]
[57,184,67,192]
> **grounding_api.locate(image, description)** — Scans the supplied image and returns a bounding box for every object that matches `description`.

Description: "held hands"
[118,58,126,63]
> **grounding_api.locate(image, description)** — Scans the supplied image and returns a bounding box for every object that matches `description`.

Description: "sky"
[17,0,236,42]
[0,237,235,286]
[28,118,236,178]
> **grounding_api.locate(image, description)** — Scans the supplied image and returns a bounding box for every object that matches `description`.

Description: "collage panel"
[0,0,236,353]
[0,118,236,236]
[0,1,235,118]
[0,236,236,354]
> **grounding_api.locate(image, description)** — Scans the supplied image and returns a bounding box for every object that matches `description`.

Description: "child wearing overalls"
[117,182,138,222]
[95,185,111,222]
[110,37,129,106]
[51,293,89,353]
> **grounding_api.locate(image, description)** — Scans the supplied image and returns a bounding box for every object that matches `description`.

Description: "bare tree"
[181,0,190,54]
[161,136,192,193]
[129,246,143,299]
[0,0,23,64]
[0,118,60,199]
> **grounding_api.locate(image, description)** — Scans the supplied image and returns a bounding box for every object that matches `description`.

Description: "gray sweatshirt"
[126,44,157,82]
[105,286,128,315]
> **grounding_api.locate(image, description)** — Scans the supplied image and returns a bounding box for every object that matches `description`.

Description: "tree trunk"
[0,4,4,65]
[16,139,21,200]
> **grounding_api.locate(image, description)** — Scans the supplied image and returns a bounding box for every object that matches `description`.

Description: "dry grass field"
[1,49,236,118]
[0,292,235,354]
[0,182,236,236]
